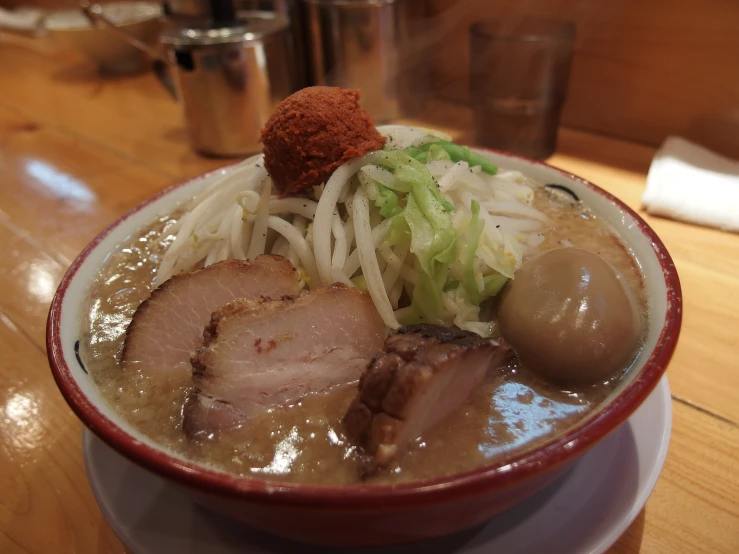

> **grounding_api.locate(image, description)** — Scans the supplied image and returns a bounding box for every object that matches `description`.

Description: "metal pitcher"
[81,2,297,157]
[303,0,429,124]
[163,0,310,89]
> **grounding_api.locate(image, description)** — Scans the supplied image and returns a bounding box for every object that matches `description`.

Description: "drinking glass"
[469,18,576,159]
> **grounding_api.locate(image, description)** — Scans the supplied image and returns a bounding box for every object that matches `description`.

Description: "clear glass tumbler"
[469,18,576,159]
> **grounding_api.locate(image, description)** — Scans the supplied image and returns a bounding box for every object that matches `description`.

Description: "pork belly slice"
[343,324,511,467]
[122,256,300,377]
[184,284,387,438]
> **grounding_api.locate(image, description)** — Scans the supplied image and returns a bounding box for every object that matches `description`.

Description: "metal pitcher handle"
[80,1,163,60]
[78,1,177,98]
[152,59,177,99]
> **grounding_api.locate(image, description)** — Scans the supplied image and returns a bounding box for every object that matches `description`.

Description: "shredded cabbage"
[368,150,457,323]
[482,274,508,296]
[406,141,498,175]
[462,200,485,305]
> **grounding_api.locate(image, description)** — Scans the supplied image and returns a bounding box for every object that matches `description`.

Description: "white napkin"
[642,136,739,233]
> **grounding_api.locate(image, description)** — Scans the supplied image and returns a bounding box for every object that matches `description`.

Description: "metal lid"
[160,11,288,46]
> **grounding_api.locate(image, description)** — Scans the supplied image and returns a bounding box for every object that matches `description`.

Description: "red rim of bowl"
[47,149,682,509]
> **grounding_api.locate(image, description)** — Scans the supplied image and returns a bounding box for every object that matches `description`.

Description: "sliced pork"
[184,284,387,438]
[343,324,511,467]
[122,256,300,377]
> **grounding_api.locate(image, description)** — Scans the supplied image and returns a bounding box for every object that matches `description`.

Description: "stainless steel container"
[303,0,428,123]
[239,0,310,88]
[164,0,310,89]
[161,13,296,156]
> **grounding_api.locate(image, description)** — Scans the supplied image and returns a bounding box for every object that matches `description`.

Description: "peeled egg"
[497,248,642,385]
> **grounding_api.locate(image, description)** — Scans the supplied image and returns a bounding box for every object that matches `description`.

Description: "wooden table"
[0,41,737,553]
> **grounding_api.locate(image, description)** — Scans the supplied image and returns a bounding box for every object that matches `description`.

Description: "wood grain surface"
[0,42,737,554]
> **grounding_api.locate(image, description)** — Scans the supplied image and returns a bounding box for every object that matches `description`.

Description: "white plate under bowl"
[83,377,671,554]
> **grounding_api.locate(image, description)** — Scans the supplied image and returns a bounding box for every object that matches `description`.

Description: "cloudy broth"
[80,183,644,485]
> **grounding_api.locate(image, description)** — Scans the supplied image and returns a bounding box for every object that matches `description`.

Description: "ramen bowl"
[47,149,681,546]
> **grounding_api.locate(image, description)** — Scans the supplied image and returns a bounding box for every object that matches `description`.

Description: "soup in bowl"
[47,88,681,546]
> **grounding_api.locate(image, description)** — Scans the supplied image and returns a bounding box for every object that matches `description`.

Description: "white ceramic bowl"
[47,149,682,546]
[45,2,162,74]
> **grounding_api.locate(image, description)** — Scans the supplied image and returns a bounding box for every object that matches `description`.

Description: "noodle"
[331,215,349,276]
[269,198,318,219]
[267,216,320,286]
[245,175,272,260]
[342,218,393,278]
[379,243,408,291]
[313,156,368,286]
[353,188,399,328]
[157,163,267,284]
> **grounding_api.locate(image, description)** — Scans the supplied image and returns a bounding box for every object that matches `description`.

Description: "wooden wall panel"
[428,0,739,155]
[3,0,737,154]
